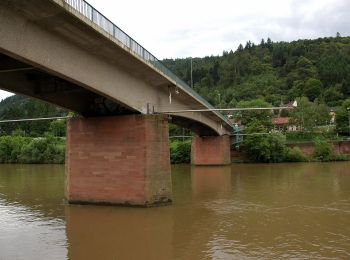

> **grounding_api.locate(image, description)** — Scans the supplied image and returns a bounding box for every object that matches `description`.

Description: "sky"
[1,0,349,100]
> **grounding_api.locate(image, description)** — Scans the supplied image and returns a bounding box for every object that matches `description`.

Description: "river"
[0,162,349,259]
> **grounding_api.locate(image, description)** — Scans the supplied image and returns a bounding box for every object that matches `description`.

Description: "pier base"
[191,135,231,165]
[65,115,172,207]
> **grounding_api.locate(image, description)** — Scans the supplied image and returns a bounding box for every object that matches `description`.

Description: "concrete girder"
[0,0,231,136]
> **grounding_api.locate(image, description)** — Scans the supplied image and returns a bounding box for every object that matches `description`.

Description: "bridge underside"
[0,53,134,117]
[0,53,219,136]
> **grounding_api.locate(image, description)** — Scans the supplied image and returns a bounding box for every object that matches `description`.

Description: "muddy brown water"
[0,162,349,259]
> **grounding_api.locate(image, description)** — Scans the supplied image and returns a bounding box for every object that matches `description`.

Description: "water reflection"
[0,163,350,259]
[191,166,231,199]
[65,205,173,260]
[0,164,65,219]
[0,164,67,260]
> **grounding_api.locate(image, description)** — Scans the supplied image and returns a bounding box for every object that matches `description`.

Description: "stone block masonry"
[65,114,172,207]
[287,140,350,156]
[191,135,231,165]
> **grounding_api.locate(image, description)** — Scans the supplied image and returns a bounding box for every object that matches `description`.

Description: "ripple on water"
[0,199,67,260]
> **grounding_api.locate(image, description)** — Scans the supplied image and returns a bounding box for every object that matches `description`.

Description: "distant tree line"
[163,36,350,137]
[0,95,67,137]
[163,36,350,108]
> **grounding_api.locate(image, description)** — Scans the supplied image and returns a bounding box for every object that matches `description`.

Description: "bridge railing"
[64,0,231,126]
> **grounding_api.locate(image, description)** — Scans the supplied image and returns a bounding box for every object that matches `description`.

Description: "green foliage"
[0,95,68,137]
[169,140,191,164]
[49,120,66,137]
[323,86,343,106]
[289,97,330,132]
[0,136,30,163]
[168,124,191,137]
[0,136,65,164]
[335,98,350,134]
[236,99,273,126]
[335,108,348,133]
[267,133,287,162]
[285,147,309,162]
[312,138,334,161]
[304,78,323,101]
[163,36,350,110]
[242,119,286,162]
[285,131,339,142]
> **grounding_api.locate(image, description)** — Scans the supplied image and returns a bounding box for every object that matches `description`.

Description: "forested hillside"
[163,36,350,108]
[0,95,67,136]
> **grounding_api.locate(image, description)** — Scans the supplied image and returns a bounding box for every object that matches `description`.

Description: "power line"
[0,116,71,124]
[157,106,293,114]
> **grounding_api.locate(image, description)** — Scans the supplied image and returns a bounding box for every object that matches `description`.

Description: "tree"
[49,120,66,137]
[313,138,334,161]
[289,97,330,131]
[318,45,350,85]
[235,99,273,126]
[242,119,286,162]
[296,56,317,80]
[335,108,348,134]
[304,78,323,101]
[323,86,343,106]
[335,98,350,134]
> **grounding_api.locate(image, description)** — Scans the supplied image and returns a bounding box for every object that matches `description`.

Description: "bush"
[0,136,31,163]
[285,147,309,162]
[170,139,191,164]
[0,136,65,164]
[49,120,66,137]
[268,133,287,162]
[243,132,286,163]
[312,138,333,161]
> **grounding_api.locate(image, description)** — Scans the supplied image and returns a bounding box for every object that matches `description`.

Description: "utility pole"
[190,57,193,88]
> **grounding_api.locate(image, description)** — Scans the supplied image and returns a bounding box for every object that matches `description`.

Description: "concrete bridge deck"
[0,0,232,136]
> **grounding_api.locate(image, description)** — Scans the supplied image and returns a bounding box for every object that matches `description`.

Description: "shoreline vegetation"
[0,135,65,164]
[0,134,347,165]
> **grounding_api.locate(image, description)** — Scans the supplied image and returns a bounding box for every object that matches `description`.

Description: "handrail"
[63,0,231,127]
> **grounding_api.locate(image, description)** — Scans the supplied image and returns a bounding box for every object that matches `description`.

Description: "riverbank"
[0,136,191,164]
[0,135,349,164]
[0,136,65,164]
[232,139,350,163]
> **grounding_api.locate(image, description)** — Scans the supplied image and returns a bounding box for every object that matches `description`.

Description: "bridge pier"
[65,114,172,207]
[191,135,231,165]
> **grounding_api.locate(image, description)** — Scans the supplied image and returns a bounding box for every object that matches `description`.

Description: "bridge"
[0,0,233,206]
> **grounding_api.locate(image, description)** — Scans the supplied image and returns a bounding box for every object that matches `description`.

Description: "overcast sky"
[1,0,349,100]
